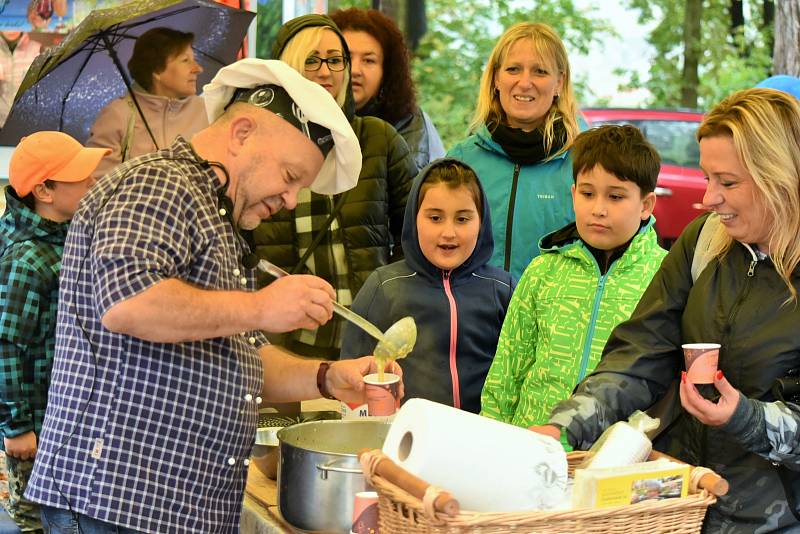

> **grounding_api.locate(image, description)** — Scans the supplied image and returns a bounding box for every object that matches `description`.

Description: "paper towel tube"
[358,449,460,516]
[382,398,568,512]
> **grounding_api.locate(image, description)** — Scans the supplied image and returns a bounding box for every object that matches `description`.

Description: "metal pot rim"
[277,419,390,456]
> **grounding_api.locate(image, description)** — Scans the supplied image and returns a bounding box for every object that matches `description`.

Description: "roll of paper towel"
[381,398,567,512]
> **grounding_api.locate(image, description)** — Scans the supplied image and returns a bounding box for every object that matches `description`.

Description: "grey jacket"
[550,213,800,533]
[392,107,445,170]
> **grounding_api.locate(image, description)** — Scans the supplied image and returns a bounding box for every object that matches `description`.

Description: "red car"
[581,108,706,247]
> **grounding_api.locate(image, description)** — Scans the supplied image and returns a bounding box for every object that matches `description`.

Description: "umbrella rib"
[98,32,160,150]
[108,5,201,35]
[192,48,229,68]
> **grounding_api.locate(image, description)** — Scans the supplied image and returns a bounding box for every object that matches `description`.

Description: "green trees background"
[256,0,783,150]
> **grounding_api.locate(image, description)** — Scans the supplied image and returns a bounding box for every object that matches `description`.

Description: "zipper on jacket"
[504,164,522,272]
[442,271,461,409]
[701,245,758,468]
[578,263,613,381]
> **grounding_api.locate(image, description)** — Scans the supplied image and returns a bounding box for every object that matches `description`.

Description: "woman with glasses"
[253,14,416,360]
[87,27,207,178]
[330,8,445,169]
[447,22,582,279]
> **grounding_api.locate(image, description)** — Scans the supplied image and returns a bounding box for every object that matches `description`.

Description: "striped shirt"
[26,137,267,533]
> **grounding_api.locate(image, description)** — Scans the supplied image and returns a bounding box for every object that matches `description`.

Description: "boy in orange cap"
[0,131,109,532]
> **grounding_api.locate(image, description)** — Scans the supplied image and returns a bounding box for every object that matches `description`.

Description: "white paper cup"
[364,373,400,416]
[682,343,721,384]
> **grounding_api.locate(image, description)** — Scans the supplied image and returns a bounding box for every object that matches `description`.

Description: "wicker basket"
[365,451,717,534]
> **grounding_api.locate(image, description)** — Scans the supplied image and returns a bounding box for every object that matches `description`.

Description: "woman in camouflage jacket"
[541,89,800,533]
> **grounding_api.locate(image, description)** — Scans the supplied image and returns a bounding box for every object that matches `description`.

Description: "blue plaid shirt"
[26,138,267,533]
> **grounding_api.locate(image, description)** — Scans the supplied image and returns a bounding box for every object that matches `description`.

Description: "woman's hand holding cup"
[680,369,741,426]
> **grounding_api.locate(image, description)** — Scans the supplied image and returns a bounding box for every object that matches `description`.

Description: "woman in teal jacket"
[448,22,581,279]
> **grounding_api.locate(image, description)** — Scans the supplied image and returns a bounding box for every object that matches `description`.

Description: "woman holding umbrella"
[86,27,208,178]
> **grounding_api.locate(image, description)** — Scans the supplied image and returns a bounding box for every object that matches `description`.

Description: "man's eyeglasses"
[304,55,348,72]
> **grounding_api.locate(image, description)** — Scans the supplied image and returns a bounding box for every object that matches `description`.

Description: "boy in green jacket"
[0,132,108,532]
[481,125,667,433]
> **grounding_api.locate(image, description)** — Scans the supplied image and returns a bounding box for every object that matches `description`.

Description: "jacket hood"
[540,215,656,252]
[271,14,356,120]
[0,186,68,250]
[401,158,494,278]
[538,216,658,274]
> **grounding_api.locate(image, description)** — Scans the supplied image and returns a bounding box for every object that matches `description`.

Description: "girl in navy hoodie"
[340,159,515,413]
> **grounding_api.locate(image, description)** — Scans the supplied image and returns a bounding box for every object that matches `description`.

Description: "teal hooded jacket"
[447,124,575,279]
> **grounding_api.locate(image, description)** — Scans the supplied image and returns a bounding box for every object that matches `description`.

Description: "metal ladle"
[255,260,416,356]
[373,316,417,361]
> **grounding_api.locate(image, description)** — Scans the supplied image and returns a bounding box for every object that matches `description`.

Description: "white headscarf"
[204,58,361,195]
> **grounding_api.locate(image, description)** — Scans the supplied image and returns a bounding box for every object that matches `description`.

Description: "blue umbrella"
[0,0,254,145]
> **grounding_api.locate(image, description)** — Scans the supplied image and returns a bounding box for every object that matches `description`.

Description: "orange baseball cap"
[9,131,111,197]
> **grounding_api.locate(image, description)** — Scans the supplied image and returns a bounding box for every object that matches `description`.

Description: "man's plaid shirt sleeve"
[0,254,46,437]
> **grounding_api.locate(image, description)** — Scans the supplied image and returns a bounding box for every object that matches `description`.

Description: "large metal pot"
[277,419,390,533]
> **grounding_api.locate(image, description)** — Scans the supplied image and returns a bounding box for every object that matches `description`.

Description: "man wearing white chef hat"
[203,57,362,196]
[25,59,401,534]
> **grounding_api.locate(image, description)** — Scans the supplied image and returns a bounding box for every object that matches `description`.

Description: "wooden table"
[240,461,298,534]
[240,399,341,534]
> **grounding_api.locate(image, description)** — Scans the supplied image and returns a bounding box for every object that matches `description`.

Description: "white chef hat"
[203,59,361,195]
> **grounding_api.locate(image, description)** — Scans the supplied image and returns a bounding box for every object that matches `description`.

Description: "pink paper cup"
[350,491,379,534]
[364,373,400,416]
[682,343,721,384]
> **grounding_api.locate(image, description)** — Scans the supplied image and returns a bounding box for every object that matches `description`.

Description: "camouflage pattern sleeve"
[549,371,658,450]
[480,262,540,423]
[720,393,800,468]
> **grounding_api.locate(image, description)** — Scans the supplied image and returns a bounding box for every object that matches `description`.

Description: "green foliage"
[327,0,370,10]
[412,0,613,149]
[254,0,610,150]
[255,0,282,59]
[255,0,370,59]
[619,0,773,109]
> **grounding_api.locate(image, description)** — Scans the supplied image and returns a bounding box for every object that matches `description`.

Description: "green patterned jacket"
[0,187,68,446]
[481,217,666,427]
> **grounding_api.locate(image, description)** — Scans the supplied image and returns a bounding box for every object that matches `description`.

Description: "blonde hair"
[471,22,579,158]
[697,88,800,301]
[279,26,350,108]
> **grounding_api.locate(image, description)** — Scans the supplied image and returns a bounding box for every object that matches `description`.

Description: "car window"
[590,119,701,169]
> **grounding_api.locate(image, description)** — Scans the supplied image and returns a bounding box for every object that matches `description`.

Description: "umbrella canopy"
[0,0,254,145]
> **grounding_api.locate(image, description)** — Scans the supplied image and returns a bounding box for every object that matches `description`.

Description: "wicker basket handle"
[648,450,729,496]
[359,448,460,517]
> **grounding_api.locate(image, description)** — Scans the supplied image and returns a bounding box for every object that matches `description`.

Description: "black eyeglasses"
[304,55,348,72]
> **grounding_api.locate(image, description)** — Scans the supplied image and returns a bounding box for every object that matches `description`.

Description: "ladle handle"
[330,302,386,342]
[256,259,387,343]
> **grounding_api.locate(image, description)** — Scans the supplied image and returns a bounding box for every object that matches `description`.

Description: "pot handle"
[316,459,363,479]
